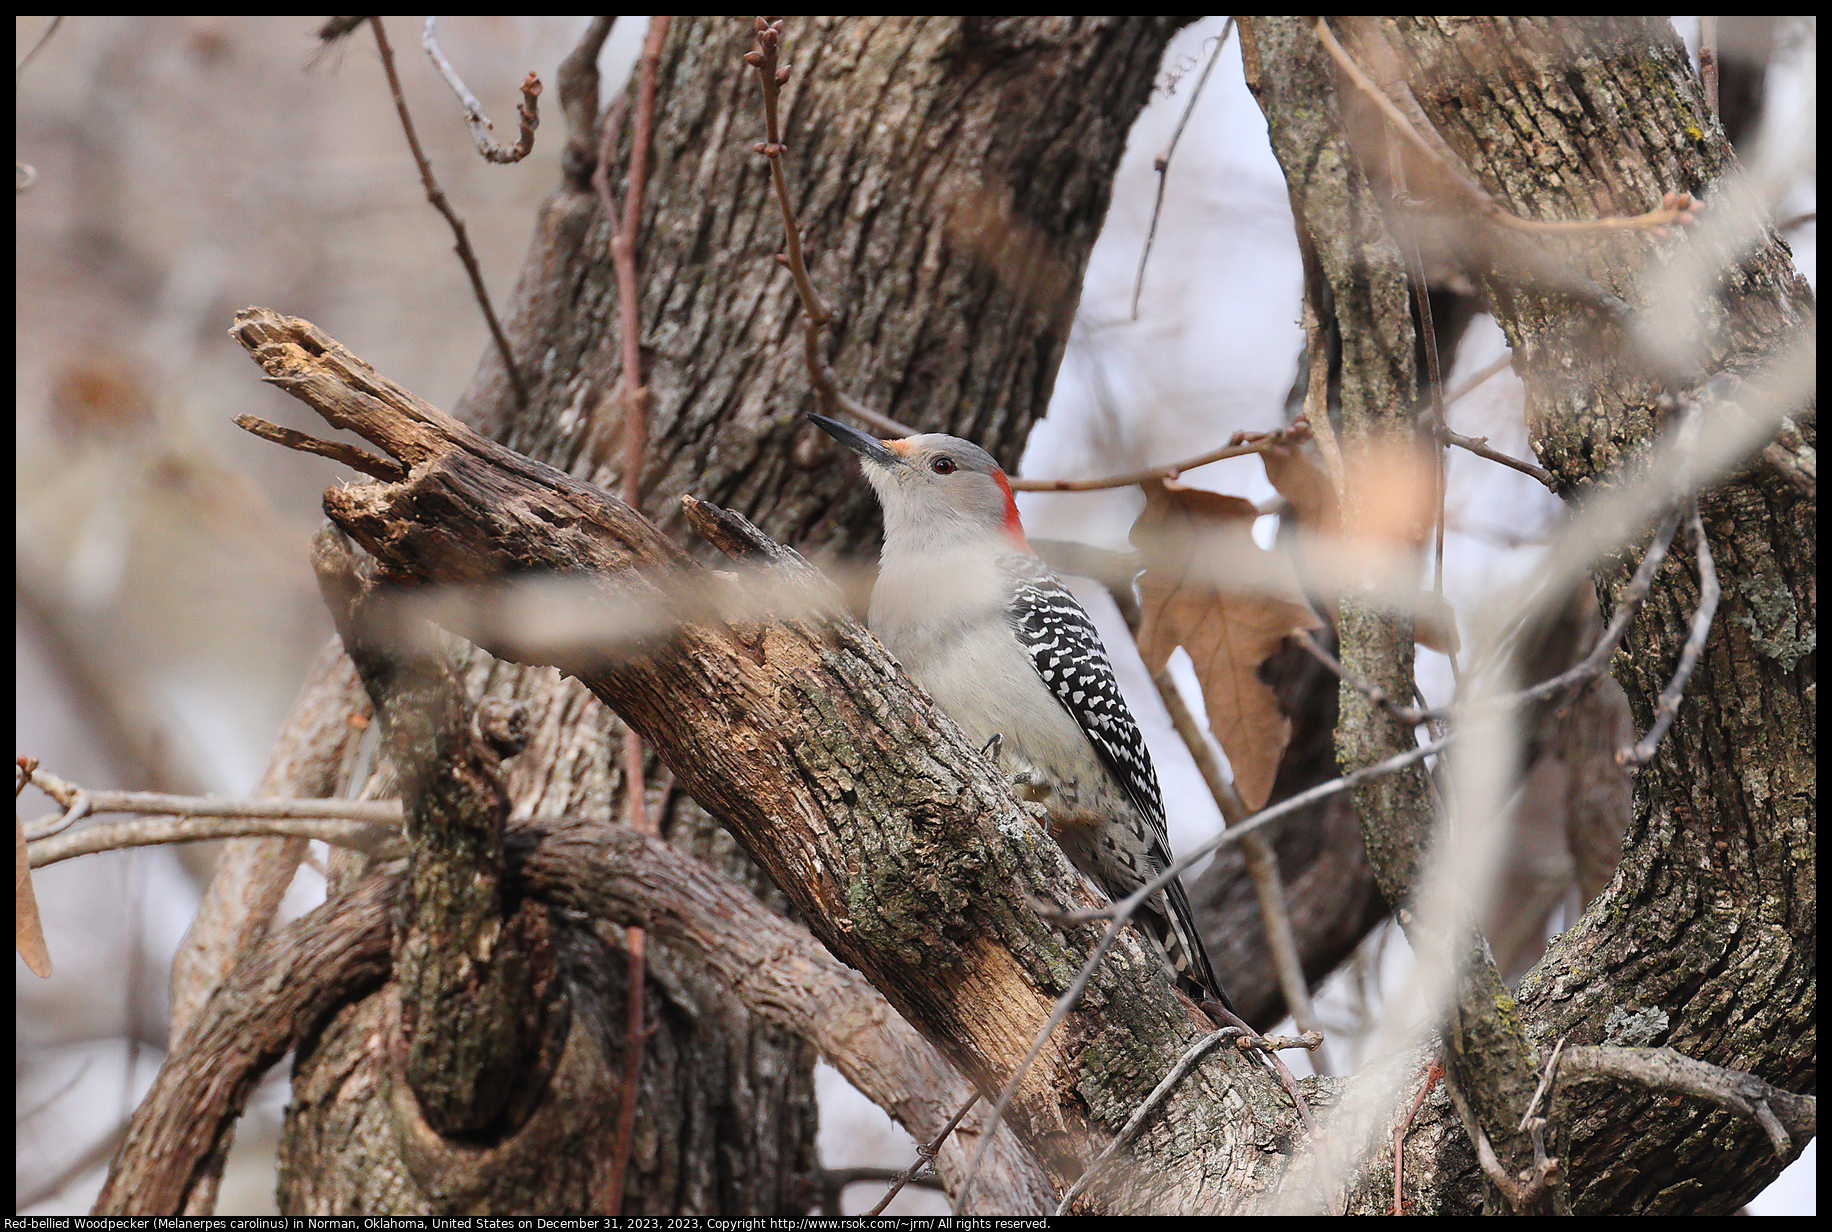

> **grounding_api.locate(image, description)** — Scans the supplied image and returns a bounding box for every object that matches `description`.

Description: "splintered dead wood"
[229,307,1259,1201]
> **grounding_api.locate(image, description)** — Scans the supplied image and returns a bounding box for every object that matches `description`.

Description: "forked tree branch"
[226,305,1292,1212]
[95,820,1056,1215]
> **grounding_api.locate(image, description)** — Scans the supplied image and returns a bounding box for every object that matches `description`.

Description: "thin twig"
[1618,502,1718,768]
[1390,1053,1443,1215]
[1007,422,1309,492]
[1054,1028,1239,1213]
[1517,1035,1569,1132]
[1294,629,1430,727]
[1131,19,1234,319]
[19,764,403,865]
[593,18,671,1214]
[233,414,407,482]
[866,1091,979,1217]
[812,1167,945,1215]
[423,18,542,164]
[1431,419,1555,489]
[1206,999,1322,1137]
[28,814,392,868]
[1295,504,1685,729]
[744,18,915,441]
[368,17,530,408]
[1506,508,1683,713]
[25,788,90,841]
[22,765,403,826]
[1151,669,1322,1041]
[1558,1044,1814,1158]
[1516,1038,1573,1211]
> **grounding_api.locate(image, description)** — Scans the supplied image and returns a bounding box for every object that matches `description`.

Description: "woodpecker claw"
[981,733,1002,760]
[1016,798,1052,825]
[1009,765,1054,807]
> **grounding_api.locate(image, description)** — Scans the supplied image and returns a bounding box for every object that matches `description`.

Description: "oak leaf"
[1131,480,1321,812]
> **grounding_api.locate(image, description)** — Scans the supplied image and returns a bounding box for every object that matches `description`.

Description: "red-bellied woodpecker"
[810,412,1234,1015]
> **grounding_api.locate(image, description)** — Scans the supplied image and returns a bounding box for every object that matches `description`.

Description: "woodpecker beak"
[809,413,904,470]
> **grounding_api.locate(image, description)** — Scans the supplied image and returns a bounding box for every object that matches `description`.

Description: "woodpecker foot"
[1013,797,1051,826]
[1008,765,1053,805]
[981,733,1002,760]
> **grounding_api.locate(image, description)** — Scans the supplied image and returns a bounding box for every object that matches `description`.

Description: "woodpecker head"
[810,413,1027,550]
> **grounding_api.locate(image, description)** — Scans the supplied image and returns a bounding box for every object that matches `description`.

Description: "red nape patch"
[992,469,1029,548]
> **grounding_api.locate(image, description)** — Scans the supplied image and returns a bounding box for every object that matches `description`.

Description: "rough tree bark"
[149,16,1195,1217]
[232,308,1301,1212]
[1244,16,1813,1215]
[113,14,1811,1218]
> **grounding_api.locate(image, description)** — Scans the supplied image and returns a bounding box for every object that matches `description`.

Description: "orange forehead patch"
[884,438,912,456]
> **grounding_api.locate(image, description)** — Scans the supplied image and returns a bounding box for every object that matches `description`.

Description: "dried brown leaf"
[1343,436,1438,554]
[1262,435,1452,649]
[1131,480,1322,811]
[16,817,51,977]
[1261,438,1339,535]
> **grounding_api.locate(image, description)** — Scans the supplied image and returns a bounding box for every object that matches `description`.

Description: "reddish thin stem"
[596,16,671,1215]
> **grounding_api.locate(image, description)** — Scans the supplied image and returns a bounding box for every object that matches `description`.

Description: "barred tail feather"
[1155,878,1235,1017]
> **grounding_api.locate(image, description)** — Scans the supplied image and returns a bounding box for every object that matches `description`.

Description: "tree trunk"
[120,15,1810,1218]
[160,15,1187,1217]
[1247,16,1813,1214]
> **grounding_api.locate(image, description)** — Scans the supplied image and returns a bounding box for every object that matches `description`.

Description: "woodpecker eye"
[931,456,956,475]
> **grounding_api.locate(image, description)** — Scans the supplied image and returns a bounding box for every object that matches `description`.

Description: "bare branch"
[745,19,915,440]
[1008,421,1310,493]
[1055,1028,1240,1213]
[1429,419,1554,489]
[422,17,541,164]
[1558,1045,1814,1157]
[367,17,530,407]
[29,813,390,867]
[865,1092,980,1217]
[1617,502,1719,768]
[1132,19,1235,319]
[1293,628,1430,727]
[22,765,402,831]
[232,413,407,482]
[589,22,671,1206]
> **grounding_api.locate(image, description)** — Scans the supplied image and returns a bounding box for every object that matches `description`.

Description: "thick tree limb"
[96,874,396,1214]
[512,818,1055,1212]
[95,814,1055,1215]
[229,306,1295,1212]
